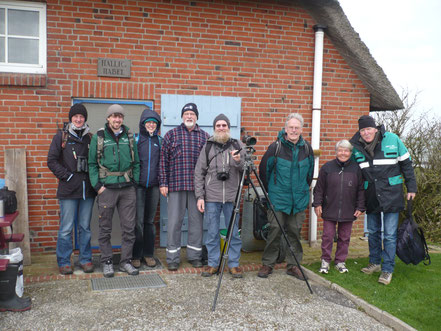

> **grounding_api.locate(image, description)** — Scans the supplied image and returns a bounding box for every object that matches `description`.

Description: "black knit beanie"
[181,103,199,119]
[358,115,376,130]
[213,113,230,129]
[69,103,88,122]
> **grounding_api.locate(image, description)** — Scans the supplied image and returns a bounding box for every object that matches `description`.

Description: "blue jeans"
[57,198,94,267]
[205,202,242,268]
[367,212,399,273]
[133,186,159,259]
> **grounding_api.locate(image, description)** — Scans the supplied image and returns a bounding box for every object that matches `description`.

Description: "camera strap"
[205,139,240,169]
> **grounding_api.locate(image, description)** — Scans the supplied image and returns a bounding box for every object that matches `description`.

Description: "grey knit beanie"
[106,104,125,118]
[213,113,230,129]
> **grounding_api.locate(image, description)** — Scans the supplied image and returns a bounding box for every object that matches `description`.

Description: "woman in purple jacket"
[313,139,365,274]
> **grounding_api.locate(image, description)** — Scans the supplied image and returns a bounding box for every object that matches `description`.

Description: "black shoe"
[168,263,179,271]
[189,260,203,268]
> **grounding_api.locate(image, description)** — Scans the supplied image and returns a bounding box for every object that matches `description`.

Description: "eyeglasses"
[215,124,228,128]
[286,126,301,131]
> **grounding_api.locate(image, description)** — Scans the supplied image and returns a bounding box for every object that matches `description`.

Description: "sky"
[338,0,441,118]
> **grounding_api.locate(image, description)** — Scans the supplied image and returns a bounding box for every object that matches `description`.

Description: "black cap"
[358,115,376,130]
[69,103,88,122]
[181,103,199,119]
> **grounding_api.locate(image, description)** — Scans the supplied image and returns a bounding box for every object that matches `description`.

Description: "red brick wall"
[0,0,370,253]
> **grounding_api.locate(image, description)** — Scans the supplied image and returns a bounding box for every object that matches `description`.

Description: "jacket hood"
[139,108,161,137]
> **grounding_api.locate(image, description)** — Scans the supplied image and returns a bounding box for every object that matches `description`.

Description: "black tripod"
[212,146,313,311]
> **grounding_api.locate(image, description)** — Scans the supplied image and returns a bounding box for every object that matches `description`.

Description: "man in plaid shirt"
[160,102,210,270]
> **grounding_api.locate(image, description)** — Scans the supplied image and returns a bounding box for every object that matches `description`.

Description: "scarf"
[359,131,380,158]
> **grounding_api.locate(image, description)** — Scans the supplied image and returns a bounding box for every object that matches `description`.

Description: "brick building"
[0,0,403,257]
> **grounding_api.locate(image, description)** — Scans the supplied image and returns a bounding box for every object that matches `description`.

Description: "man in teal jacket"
[257,113,314,280]
[89,104,140,277]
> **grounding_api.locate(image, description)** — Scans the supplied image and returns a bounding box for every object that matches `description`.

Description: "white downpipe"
[309,25,326,244]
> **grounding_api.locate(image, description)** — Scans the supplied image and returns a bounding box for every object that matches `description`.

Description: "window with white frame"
[0,1,46,74]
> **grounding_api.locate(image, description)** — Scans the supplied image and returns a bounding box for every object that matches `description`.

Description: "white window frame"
[0,1,47,74]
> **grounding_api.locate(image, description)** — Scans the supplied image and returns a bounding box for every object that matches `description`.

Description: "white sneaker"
[361,263,381,274]
[319,259,330,274]
[335,262,348,273]
[378,272,393,285]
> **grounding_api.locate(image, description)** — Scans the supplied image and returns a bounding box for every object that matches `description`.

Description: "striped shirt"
[160,123,209,192]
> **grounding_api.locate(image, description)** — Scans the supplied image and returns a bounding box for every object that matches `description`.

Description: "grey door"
[159,94,242,247]
[72,98,153,249]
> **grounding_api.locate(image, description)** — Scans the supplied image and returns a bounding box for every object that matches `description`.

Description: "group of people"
[48,102,416,285]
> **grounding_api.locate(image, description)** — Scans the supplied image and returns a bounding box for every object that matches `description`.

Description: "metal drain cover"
[91,274,167,291]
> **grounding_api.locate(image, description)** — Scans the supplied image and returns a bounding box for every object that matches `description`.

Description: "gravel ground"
[0,270,391,330]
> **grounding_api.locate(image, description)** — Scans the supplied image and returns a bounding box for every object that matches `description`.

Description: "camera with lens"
[242,134,257,146]
[76,155,89,173]
[216,171,230,181]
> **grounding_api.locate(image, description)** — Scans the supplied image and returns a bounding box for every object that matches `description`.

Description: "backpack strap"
[273,139,281,185]
[127,130,135,163]
[205,141,214,168]
[61,130,69,149]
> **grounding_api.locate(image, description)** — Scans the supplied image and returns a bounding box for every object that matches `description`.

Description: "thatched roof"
[297,0,403,111]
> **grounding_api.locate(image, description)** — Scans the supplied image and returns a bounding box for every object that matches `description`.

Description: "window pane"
[8,38,39,64]
[0,37,4,62]
[0,9,5,34]
[8,9,39,37]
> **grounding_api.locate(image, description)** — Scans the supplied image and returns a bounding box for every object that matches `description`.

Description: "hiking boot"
[59,265,73,275]
[131,259,141,268]
[335,262,348,273]
[102,260,114,278]
[378,272,393,285]
[168,263,179,271]
[119,263,139,276]
[319,259,330,274]
[361,263,381,274]
[201,266,218,277]
[144,257,157,268]
[287,266,307,281]
[189,260,203,268]
[229,267,243,279]
[80,262,94,273]
[257,265,273,278]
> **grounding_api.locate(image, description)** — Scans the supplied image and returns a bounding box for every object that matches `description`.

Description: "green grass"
[306,254,441,331]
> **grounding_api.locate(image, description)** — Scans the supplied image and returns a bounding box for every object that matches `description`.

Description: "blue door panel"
[159,94,241,247]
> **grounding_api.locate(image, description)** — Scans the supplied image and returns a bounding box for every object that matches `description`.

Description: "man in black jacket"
[47,104,96,275]
[350,115,416,285]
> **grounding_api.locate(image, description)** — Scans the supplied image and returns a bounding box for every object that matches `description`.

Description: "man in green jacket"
[89,104,140,277]
[257,113,314,280]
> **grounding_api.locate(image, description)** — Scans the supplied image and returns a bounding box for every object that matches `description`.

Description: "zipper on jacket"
[338,166,344,220]
[146,136,151,188]
[223,150,228,204]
